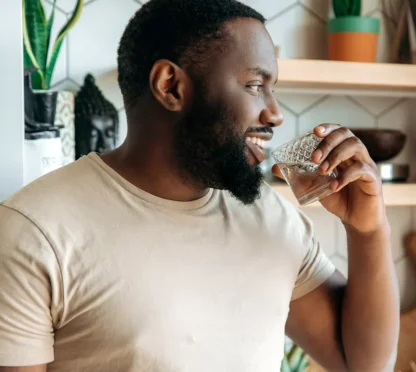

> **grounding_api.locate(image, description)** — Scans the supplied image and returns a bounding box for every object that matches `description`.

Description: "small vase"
[24,68,58,129]
[24,128,62,185]
[55,91,75,165]
[328,16,380,62]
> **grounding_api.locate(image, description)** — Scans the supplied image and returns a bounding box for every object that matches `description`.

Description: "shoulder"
[2,154,99,220]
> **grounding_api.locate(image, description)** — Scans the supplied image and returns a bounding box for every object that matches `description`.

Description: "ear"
[149,60,189,112]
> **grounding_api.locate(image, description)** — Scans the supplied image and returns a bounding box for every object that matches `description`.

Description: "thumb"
[271,164,284,179]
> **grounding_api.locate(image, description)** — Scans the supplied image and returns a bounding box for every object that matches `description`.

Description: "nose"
[260,97,283,128]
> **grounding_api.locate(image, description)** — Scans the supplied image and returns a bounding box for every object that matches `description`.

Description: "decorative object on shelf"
[328,0,380,62]
[23,0,83,167]
[23,0,84,90]
[377,163,409,183]
[349,128,406,162]
[24,67,63,185]
[391,0,416,64]
[75,74,119,158]
[350,128,409,183]
[55,91,75,166]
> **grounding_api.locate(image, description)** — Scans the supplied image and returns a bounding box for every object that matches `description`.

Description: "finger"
[311,126,354,164]
[336,159,354,172]
[271,164,284,179]
[331,161,378,194]
[313,123,342,139]
[319,136,367,175]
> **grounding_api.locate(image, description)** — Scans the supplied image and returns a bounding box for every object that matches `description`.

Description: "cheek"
[221,88,263,131]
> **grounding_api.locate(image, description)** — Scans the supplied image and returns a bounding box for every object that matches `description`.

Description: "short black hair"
[117,0,265,108]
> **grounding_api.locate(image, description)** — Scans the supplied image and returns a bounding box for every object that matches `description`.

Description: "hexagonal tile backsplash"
[45,0,416,309]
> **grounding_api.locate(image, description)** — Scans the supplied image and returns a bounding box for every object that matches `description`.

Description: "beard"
[174,81,264,205]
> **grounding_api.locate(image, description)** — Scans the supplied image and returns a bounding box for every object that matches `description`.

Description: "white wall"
[0,2,24,201]
[36,0,416,309]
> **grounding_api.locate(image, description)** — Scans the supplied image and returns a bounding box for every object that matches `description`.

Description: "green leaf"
[23,42,34,68]
[281,358,291,372]
[333,0,349,17]
[24,0,49,75]
[45,0,57,66]
[23,47,43,89]
[45,38,64,88]
[22,0,46,89]
[38,0,46,24]
[345,0,354,15]
[333,0,361,17]
[351,0,361,16]
[288,345,304,369]
[298,356,309,372]
[45,0,84,87]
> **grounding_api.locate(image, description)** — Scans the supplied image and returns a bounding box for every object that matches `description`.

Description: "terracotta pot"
[328,16,380,62]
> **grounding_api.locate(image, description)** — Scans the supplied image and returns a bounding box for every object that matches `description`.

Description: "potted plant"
[22,0,83,183]
[23,0,83,90]
[328,0,380,62]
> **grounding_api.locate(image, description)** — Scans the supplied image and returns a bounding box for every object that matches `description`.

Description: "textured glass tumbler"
[271,132,338,206]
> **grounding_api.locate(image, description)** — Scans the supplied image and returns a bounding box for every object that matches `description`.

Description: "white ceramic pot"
[24,134,63,185]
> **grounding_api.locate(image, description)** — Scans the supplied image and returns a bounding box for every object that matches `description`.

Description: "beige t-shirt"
[0,153,335,371]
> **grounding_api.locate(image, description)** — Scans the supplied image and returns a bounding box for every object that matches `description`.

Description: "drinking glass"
[271,131,338,206]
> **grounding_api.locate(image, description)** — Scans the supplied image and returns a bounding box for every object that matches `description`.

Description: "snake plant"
[333,0,361,17]
[281,343,309,372]
[23,0,84,90]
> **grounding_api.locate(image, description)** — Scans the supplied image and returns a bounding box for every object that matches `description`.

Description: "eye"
[246,85,263,93]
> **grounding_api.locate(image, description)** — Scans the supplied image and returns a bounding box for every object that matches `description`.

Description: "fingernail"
[313,149,323,162]
[320,161,329,173]
[318,126,327,134]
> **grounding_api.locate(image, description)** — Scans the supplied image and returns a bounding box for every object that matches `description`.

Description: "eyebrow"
[245,67,277,84]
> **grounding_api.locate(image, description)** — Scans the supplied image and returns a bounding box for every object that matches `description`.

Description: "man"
[0,0,399,371]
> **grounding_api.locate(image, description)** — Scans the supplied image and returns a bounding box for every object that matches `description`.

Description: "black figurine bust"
[75,74,119,158]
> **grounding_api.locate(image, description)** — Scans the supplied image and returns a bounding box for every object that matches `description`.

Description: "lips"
[245,131,273,165]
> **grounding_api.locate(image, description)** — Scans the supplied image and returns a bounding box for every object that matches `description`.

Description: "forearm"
[341,221,400,371]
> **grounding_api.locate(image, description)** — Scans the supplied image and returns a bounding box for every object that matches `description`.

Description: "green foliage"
[23,0,84,89]
[281,343,310,372]
[333,0,361,17]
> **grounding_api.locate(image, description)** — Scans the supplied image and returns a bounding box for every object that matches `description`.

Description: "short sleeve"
[0,205,63,366]
[290,211,336,301]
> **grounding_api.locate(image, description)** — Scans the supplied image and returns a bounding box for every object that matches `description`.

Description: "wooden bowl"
[349,128,407,162]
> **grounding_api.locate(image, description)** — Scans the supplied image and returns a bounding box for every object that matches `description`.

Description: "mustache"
[245,127,273,134]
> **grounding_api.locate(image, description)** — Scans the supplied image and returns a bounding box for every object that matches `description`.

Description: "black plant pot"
[24,67,59,132]
[25,127,60,140]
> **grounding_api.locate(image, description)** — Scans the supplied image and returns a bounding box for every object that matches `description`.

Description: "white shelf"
[271,183,416,208]
[277,59,416,97]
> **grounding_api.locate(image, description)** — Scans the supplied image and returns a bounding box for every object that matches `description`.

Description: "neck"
[100,133,209,203]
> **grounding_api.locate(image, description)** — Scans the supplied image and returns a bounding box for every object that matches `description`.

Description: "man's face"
[175,18,283,205]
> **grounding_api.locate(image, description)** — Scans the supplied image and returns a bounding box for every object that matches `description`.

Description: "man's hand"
[273,123,386,234]
[275,123,399,371]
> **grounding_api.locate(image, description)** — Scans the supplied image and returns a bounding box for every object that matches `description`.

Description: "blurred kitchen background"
[1,0,416,369]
